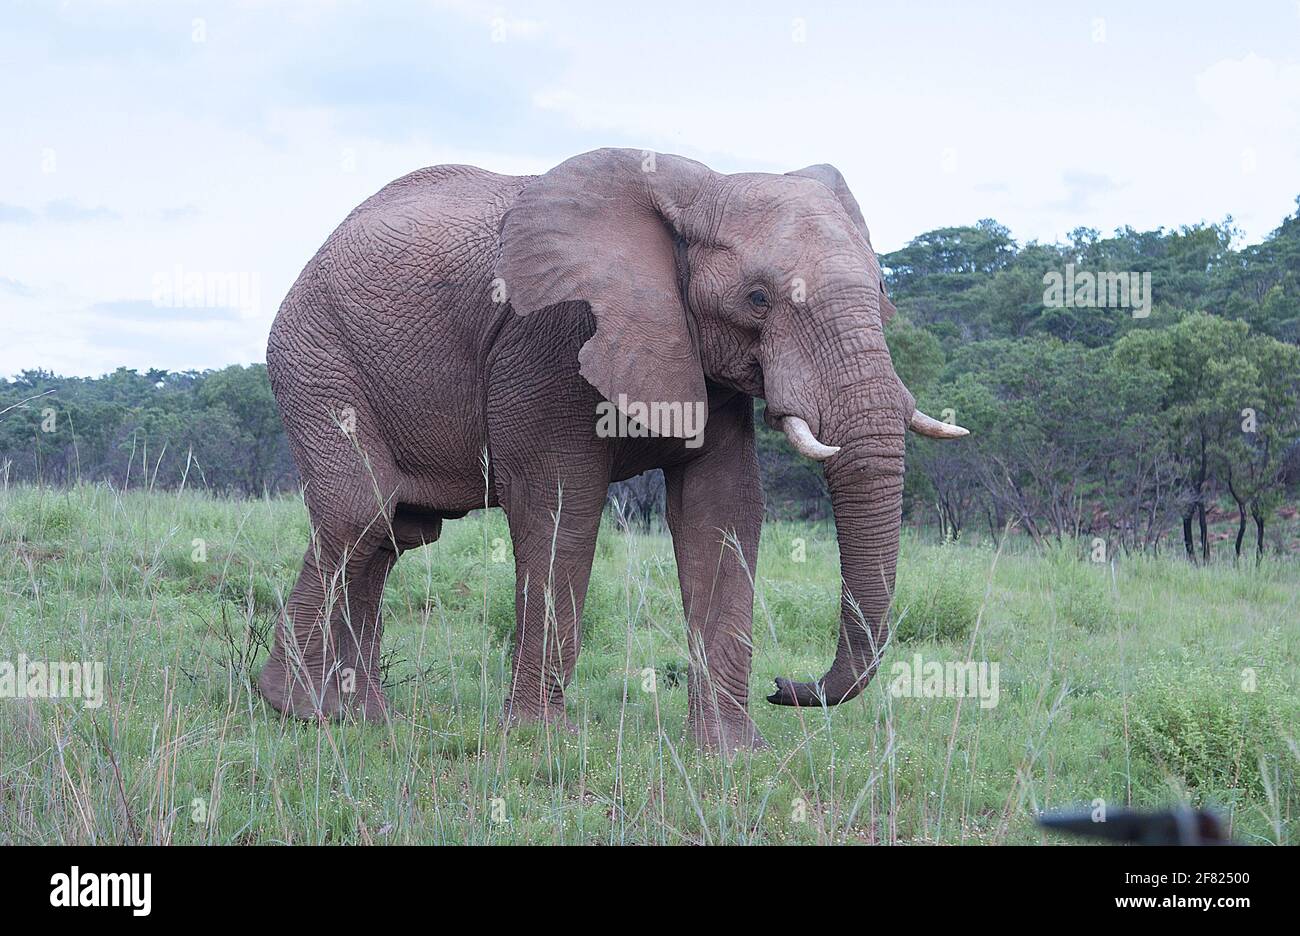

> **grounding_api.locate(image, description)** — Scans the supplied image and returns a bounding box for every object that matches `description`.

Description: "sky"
[2,0,1298,377]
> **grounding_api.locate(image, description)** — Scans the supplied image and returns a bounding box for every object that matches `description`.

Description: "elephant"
[255,147,968,751]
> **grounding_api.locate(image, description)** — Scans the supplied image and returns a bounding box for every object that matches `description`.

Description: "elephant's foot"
[256,654,389,725]
[502,694,579,735]
[256,654,338,719]
[345,682,391,724]
[689,715,768,754]
[687,677,768,753]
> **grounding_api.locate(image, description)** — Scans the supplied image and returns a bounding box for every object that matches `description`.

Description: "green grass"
[1,484,1297,845]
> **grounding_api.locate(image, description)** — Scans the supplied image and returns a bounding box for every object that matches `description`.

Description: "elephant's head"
[497,148,967,708]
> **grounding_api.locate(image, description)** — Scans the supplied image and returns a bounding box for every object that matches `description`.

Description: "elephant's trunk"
[768,439,903,707]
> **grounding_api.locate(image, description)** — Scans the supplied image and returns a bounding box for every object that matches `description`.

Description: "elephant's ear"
[497,148,713,438]
[787,163,895,325]
[878,281,898,326]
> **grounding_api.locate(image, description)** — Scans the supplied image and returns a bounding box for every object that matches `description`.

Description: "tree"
[1208,336,1300,561]
[0,365,298,495]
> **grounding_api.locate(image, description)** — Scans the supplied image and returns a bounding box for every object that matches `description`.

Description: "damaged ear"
[496,148,713,439]
[879,279,897,326]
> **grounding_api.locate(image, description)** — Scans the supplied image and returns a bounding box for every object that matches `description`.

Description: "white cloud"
[1196,53,1300,129]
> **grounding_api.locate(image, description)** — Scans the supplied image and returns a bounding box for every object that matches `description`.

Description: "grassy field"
[0,483,1296,845]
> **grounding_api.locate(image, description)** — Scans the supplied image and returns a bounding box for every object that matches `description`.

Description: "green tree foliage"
[0,365,296,496]
[1211,196,1300,343]
[888,197,1300,558]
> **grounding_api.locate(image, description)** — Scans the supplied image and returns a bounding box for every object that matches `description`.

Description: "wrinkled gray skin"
[257,148,964,752]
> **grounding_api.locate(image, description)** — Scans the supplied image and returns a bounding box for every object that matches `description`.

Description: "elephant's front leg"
[498,465,607,730]
[664,395,766,753]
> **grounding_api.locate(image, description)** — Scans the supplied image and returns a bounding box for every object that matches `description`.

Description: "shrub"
[22,493,83,541]
[1122,658,1289,800]
[1055,578,1115,632]
[893,548,979,643]
[1040,547,1116,632]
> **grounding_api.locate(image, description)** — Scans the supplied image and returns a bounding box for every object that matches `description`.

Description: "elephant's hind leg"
[258,493,399,724]
[255,385,407,724]
[260,320,413,722]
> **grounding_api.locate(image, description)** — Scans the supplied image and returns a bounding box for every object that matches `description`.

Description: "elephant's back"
[330,165,530,280]
[306,164,529,358]
[273,164,528,354]
[349,164,533,229]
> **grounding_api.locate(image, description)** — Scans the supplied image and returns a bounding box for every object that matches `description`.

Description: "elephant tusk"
[781,415,840,461]
[909,409,969,439]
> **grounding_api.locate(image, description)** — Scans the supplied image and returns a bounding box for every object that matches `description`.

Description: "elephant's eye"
[748,288,771,310]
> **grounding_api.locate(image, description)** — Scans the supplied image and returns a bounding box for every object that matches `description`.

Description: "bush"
[1055,578,1115,632]
[1041,547,1116,632]
[22,493,84,542]
[893,547,980,643]
[1122,658,1289,800]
